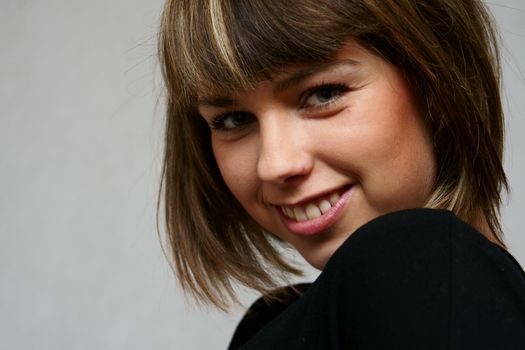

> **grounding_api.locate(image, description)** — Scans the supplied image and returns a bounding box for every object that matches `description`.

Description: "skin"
[199,42,437,269]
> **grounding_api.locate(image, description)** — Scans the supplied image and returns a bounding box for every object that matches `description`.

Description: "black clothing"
[229,209,525,349]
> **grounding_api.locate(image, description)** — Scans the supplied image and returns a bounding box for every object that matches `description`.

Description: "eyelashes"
[300,83,350,110]
[209,111,256,131]
[208,82,352,131]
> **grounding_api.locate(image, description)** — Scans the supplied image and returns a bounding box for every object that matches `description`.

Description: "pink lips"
[278,187,353,236]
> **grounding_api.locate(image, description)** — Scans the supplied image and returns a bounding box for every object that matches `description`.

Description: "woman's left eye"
[301,83,350,109]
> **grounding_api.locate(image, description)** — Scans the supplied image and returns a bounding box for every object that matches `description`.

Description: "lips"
[277,186,353,236]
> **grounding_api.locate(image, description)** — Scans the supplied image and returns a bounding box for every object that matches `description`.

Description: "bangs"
[162,0,366,97]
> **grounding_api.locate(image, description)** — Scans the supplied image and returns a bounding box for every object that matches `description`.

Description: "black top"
[228,209,525,349]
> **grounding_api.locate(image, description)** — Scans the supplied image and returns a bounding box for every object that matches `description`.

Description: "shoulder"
[322,208,525,348]
[232,209,525,349]
[325,208,525,287]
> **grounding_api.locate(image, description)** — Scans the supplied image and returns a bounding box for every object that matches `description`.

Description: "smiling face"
[198,42,437,269]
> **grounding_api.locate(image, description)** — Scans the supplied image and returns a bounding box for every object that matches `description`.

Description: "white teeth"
[305,204,322,220]
[281,190,344,222]
[319,200,332,214]
[293,207,308,222]
[329,193,340,205]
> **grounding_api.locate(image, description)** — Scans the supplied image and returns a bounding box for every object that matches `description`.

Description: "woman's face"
[199,42,436,269]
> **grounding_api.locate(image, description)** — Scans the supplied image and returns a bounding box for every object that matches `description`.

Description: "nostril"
[283,173,307,184]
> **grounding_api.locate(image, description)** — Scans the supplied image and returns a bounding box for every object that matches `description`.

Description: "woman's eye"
[210,112,255,131]
[302,84,349,109]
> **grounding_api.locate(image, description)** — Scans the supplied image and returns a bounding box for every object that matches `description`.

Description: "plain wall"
[0,1,523,349]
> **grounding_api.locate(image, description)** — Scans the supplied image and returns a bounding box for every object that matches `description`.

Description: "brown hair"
[158,0,508,309]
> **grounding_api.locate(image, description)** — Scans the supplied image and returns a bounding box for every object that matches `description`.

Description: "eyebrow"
[198,59,359,108]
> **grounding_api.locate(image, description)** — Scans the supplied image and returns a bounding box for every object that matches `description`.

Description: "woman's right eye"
[210,112,256,131]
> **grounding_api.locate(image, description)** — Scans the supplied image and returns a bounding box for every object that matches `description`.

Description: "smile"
[278,186,353,236]
[281,192,342,221]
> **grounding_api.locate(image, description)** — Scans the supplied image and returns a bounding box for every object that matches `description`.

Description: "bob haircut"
[158,0,508,309]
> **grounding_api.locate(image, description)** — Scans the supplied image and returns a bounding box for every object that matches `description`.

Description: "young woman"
[158,0,525,348]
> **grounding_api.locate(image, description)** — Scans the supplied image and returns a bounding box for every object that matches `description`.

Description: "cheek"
[362,79,435,198]
[212,137,283,235]
[360,117,436,209]
[212,138,259,203]
[321,93,436,209]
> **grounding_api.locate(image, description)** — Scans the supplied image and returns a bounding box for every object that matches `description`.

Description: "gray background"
[1,1,523,349]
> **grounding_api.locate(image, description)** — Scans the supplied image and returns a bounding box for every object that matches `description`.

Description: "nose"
[256,113,313,184]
